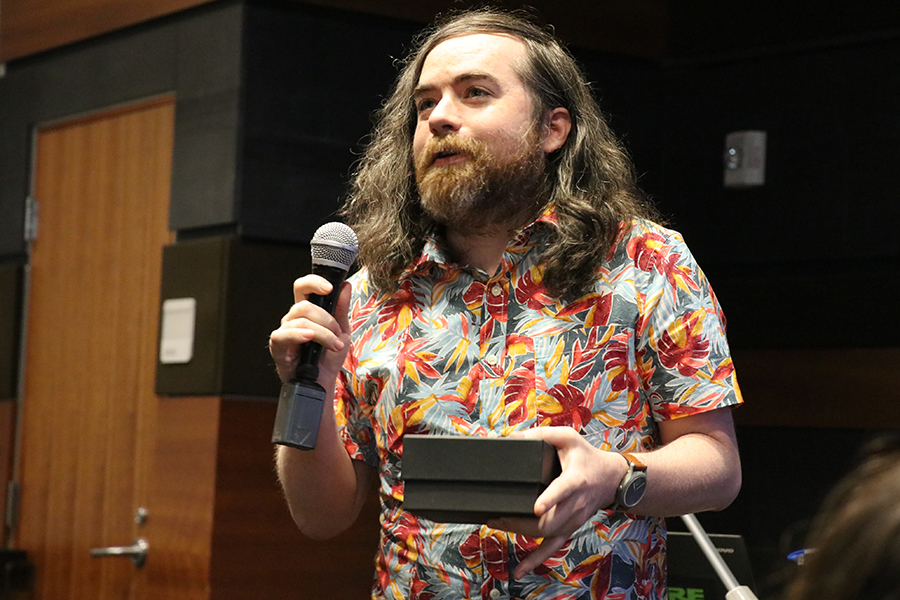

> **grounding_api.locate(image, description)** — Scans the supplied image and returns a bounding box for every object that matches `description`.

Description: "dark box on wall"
[154,236,308,397]
[402,435,561,523]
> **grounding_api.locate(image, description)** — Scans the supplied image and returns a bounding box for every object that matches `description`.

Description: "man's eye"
[466,87,493,98]
[416,98,436,113]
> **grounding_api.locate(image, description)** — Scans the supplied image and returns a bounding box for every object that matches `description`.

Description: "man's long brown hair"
[341,8,659,299]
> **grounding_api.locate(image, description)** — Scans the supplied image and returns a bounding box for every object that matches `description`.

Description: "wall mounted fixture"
[159,297,197,365]
[724,131,766,188]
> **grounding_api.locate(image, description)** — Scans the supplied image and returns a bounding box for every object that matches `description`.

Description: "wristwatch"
[610,453,648,512]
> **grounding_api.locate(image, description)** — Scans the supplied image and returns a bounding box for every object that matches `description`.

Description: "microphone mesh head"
[310,222,359,270]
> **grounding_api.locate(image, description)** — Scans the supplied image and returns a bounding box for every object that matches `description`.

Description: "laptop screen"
[667,531,756,599]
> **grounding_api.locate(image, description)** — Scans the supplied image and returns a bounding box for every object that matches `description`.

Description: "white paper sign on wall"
[159,297,197,364]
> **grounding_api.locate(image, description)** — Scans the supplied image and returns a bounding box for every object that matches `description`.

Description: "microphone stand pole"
[680,514,757,600]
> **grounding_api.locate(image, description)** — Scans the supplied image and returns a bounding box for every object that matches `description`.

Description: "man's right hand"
[270,275,373,540]
[268,274,353,387]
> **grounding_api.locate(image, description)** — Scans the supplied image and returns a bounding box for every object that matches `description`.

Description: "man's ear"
[542,107,572,154]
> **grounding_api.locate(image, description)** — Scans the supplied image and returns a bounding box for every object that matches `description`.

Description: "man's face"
[412,34,548,229]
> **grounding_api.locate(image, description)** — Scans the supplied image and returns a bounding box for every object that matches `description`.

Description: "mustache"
[416,136,484,169]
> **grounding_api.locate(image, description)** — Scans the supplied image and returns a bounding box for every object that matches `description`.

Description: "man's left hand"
[487,427,629,579]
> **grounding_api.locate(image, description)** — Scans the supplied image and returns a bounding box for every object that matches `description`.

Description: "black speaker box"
[154,236,307,397]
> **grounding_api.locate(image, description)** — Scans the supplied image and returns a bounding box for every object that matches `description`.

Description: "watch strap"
[609,452,648,512]
[621,452,647,471]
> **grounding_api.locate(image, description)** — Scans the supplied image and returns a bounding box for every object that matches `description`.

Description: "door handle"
[90,538,148,568]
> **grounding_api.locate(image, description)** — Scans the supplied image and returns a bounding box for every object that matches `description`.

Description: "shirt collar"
[399,204,558,281]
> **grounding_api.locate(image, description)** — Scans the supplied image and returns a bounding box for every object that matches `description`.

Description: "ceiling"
[1,0,898,64]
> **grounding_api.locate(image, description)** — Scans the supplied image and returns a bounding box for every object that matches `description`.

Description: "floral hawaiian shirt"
[334,214,743,600]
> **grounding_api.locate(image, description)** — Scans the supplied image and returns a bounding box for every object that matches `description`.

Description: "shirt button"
[490,590,502,599]
[485,355,498,366]
[490,284,503,297]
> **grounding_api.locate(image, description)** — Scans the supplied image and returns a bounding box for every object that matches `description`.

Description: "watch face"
[623,475,648,507]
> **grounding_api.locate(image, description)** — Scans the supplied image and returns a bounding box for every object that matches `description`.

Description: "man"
[269,9,742,600]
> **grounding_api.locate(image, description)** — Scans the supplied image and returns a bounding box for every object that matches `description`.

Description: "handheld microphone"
[272,222,359,450]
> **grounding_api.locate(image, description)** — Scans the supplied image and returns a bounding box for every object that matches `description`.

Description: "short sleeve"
[628,225,743,421]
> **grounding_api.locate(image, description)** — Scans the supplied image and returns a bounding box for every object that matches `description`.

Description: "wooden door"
[14,96,197,599]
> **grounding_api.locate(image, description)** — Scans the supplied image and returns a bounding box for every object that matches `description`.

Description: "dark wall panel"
[576,53,665,198]
[708,259,900,350]
[0,1,246,258]
[170,92,242,230]
[661,38,900,267]
[236,3,421,243]
[169,2,244,232]
[0,15,182,257]
[656,38,900,350]
[668,0,900,59]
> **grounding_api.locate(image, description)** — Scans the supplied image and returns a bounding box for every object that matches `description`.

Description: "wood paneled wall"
[733,348,900,429]
[209,399,381,599]
[139,396,382,599]
[142,397,220,600]
[0,0,210,61]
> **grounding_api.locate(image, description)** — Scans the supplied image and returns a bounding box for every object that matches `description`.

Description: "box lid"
[402,435,560,484]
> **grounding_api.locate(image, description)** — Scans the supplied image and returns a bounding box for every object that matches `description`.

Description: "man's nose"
[428,96,461,136]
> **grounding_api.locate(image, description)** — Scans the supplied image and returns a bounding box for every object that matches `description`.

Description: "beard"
[414,130,548,233]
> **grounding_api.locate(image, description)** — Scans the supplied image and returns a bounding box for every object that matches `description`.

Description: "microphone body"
[273,223,358,450]
[293,263,348,382]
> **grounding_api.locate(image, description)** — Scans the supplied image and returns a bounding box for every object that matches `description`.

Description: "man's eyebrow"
[413,72,501,97]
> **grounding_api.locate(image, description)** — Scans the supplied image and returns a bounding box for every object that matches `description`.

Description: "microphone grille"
[310,222,359,270]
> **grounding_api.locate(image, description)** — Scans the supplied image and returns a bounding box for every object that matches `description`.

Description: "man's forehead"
[418,33,527,80]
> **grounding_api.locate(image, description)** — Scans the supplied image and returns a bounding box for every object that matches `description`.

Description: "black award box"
[402,435,561,523]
